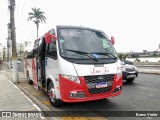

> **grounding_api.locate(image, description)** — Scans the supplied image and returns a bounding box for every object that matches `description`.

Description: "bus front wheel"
[48,82,63,107]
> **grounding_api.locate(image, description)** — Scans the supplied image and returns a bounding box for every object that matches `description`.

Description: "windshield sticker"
[61,30,81,37]
[102,39,109,48]
[59,39,64,52]
[60,39,64,43]
[92,54,99,59]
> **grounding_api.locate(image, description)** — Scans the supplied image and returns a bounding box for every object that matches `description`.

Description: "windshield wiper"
[66,49,98,61]
[91,52,117,59]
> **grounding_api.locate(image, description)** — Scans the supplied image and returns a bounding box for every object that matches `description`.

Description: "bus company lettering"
[61,30,81,37]
[90,67,109,74]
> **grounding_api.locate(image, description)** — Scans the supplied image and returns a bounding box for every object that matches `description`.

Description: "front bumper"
[122,71,138,79]
[59,74,122,103]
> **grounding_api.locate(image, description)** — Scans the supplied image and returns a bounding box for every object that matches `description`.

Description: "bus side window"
[32,39,39,57]
[46,44,49,52]
[47,41,57,59]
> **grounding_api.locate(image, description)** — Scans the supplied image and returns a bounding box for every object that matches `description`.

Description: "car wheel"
[48,82,63,107]
[126,78,135,83]
[27,71,33,85]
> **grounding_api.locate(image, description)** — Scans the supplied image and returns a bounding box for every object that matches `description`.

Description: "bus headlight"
[116,67,122,81]
[61,75,81,84]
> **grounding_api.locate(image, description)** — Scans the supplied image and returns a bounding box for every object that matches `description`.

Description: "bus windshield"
[57,28,118,60]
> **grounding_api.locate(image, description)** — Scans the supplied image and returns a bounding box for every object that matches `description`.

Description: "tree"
[27,7,46,38]
[122,54,128,60]
[118,54,123,60]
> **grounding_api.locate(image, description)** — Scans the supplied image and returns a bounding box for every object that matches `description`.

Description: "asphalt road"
[22,73,159,120]
[49,73,160,120]
[17,63,160,119]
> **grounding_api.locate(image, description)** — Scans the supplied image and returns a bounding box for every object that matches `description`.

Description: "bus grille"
[84,74,114,94]
[84,74,114,84]
[88,86,112,94]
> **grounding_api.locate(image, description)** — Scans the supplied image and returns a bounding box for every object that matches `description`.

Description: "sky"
[0,0,160,52]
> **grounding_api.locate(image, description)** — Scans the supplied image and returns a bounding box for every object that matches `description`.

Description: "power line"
[16,0,20,14]
[20,0,26,17]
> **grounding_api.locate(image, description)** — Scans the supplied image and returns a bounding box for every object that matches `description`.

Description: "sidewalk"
[0,65,59,120]
[0,65,43,120]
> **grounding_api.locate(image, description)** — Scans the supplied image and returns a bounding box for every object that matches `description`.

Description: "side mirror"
[110,36,115,45]
[44,32,57,44]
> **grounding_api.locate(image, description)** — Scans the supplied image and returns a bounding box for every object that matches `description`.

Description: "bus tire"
[27,71,33,85]
[48,81,63,107]
[126,78,135,83]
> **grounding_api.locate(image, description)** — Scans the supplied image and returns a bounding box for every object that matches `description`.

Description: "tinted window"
[46,41,57,59]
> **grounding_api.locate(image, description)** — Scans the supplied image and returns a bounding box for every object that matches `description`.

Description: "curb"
[138,71,160,75]
[135,65,160,67]
[17,84,61,120]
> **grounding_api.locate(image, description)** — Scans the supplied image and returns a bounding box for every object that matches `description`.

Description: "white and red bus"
[24,25,122,107]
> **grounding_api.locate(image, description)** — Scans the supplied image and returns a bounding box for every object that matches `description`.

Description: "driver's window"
[47,41,57,59]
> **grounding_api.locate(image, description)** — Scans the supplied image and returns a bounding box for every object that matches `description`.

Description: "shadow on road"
[122,81,137,86]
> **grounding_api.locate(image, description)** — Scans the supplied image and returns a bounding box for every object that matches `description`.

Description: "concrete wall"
[127,57,160,62]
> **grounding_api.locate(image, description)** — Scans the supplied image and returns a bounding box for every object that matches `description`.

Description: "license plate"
[127,74,136,78]
[129,72,136,74]
[96,82,108,88]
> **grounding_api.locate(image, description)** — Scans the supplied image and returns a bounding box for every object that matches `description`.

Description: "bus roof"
[56,25,103,32]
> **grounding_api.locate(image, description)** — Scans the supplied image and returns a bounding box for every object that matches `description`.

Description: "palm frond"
[28,12,35,16]
[27,7,47,38]
[27,16,35,21]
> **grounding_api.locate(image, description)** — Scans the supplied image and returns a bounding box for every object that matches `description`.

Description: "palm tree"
[27,7,46,38]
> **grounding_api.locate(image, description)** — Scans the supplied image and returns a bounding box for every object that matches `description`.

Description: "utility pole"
[3,47,6,65]
[7,23,11,68]
[8,0,19,83]
[6,38,10,67]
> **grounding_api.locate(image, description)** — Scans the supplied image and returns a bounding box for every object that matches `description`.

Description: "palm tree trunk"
[36,23,39,38]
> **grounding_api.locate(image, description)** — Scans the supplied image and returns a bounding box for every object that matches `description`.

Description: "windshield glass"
[57,28,118,60]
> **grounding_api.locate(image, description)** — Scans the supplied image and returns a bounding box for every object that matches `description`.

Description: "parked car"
[121,61,138,82]
[122,60,133,65]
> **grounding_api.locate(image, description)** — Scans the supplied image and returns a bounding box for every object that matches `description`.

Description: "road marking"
[42,100,51,105]
[22,107,38,111]
[61,117,108,120]
[31,92,42,96]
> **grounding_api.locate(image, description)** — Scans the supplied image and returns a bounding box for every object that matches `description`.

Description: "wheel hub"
[49,88,56,102]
